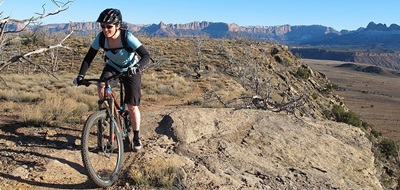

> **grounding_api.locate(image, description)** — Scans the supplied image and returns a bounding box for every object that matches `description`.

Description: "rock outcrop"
[137,108,383,189]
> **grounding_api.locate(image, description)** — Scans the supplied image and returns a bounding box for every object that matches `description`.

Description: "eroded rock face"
[140,108,382,189]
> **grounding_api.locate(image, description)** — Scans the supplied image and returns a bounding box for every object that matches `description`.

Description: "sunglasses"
[100,24,114,29]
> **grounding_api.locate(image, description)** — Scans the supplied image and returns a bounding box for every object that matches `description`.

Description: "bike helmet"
[97,8,122,24]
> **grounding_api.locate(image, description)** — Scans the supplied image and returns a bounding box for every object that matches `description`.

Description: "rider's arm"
[78,47,98,76]
[135,45,150,72]
[126,32,150,72]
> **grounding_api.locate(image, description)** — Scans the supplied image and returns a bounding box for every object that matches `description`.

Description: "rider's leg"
[124,73,142,151]
[97,82,105,100]
[127,104,141,132]
[127,104,141,151]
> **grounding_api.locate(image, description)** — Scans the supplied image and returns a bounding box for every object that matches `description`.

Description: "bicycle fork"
[108,96,116,146]
[96,94,118,154]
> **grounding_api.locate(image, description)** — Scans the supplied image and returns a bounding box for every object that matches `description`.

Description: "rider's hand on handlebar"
[130,67,139,75]
[73,75,85,86]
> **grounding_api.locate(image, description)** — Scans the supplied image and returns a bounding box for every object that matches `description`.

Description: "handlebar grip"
[77,79,91,87]
[83,80,90,87]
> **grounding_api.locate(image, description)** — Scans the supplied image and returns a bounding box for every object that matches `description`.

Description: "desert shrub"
[127,157,177,188]
[330,105,362,127]
[296,66,311,79]
[282,56,293,65]
[378,139,398,160]
[324,83,339,93]
[371,129,382,138]
[373,138,400,189]
[19,29,47,46]
[311,92,319,100]
[360,121,373,130]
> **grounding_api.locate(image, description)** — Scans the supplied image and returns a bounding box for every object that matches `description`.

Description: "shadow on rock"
[155,114,177,142]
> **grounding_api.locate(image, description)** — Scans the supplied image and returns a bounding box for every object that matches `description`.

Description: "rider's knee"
[97,82,105,89]
[127,104,139,112]
[97,82,106,98]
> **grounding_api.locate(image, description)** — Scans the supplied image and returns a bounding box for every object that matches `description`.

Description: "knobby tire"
[81,110,124,187]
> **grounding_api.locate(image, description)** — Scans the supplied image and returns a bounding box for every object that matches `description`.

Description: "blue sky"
[1,0,399,31]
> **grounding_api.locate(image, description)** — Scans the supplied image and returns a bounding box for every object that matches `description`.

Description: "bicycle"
[79,70,135,187]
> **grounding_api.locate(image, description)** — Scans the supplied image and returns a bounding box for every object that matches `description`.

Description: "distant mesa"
[336,63,358,68]
[336,63,385,74]
[6,20,400,45]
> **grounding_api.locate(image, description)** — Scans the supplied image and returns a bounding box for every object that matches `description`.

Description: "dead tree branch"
[0,76,8,88]
[0,29,74,77]
[205,83,306,115]
[0,0,73,36]
[268,95,305,113]
[1,0,74,80]
[209,87,228,108]
[20,56,59,79]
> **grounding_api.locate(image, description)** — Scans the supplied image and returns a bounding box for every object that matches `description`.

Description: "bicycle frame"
[83,71,130,152]
[102,79,123,146]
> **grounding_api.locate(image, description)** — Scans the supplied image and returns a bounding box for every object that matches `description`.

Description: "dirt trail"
[0,111,92,189]
[0,107,172,189]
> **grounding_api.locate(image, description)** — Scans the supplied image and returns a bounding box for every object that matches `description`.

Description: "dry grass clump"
[0,73,95,126]
[2,73,61,91]
[186,96,204,106]
[17,93,89,125]
[1,101,17,113]
[0,89,42,102]
[143,72,192,97]
[63,85,99,111]
[127,157,177,188]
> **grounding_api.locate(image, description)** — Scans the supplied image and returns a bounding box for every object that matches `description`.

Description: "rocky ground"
[0,106,383,189]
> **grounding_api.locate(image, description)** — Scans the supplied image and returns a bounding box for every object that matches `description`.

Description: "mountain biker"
[73,8,150,152]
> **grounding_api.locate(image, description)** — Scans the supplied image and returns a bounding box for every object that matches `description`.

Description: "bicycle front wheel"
[81,110,124,187]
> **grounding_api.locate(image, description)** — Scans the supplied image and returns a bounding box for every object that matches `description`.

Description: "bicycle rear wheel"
[81,110,124,187]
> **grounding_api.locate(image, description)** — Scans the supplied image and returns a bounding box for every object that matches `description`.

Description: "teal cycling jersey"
[92,31,142,72]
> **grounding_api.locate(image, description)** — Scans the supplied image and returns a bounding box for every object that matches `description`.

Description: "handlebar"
[78,69,134,87]
[79,79,101,87]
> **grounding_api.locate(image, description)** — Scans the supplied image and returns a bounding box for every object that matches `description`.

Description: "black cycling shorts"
[99,65,141,106]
